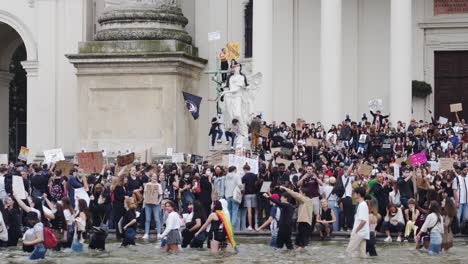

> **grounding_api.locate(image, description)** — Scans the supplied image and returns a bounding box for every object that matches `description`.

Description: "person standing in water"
[346,187,369,257]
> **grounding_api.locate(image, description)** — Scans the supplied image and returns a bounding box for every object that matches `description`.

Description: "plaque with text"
[435,0,468,15]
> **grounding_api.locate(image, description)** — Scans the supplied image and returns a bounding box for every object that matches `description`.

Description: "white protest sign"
[43,148,65,164]
[172,153,184,163]
[12,176,26,200]
[74,187,90,208]
[368,98,383,112]
[228,154,259,174]
[260,181,271,193]
[428,161,440,172]
[208,31,221,41]
[438,116,448,125]
[393,163,400,179]
[0,154,7,165]
[166,148,173,157]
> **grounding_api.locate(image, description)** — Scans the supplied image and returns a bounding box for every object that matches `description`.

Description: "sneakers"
[217,139,222,143]
[142,233,149,240]
[396,236,402,242]
[384,236,392,242]
[247,226,253,231]
[225,141,230,145]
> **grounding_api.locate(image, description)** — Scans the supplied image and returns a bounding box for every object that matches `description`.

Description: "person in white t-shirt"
[346,187,369,257]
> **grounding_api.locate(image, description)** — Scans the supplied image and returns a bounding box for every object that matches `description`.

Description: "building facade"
[0,0,467,158]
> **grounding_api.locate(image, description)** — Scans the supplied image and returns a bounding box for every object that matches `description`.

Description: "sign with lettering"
[55,160,75,176]
[439,158,455,171]
[0,154,7,165]
[43,148,65,164]
[77,152,104,174]
[117,152,135,166]
[450,103,463,112]
[12,176,26,200]
[435,0,468,15]
[358,164,373,177]
[306,138,320,147]
[260,127,270,138]
[410,152,428,167]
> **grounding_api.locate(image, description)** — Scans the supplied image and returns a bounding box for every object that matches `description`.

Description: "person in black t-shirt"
[271,131,284,148]
[121,198,138,247]
[242,165,258,230]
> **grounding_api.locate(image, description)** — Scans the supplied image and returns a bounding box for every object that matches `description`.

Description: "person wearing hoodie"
[224,166,242,228]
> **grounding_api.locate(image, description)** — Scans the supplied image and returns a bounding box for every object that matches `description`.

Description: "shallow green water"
[2,239,467,264]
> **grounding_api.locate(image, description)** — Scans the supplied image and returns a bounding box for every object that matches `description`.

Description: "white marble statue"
[222,65,262,137]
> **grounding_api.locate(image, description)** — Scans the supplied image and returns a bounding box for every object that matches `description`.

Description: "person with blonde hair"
[404,198,420,241]
[366,198,380,256]
[121,197,138,247]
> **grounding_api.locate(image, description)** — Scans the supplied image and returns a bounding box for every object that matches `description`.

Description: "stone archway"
[0,15,34,160]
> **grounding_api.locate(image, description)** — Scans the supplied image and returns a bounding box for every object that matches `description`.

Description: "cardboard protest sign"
[55,160,75,176]
[76,152,104,174]
[395,157,406,165]
[144,184,160,204]
[410,152,427,167]
[43,148,65,164]
[0,154,7,165]
[271,147,281,154]
[358,164,373,177]
[18,147,29,161]
[12,176,26,200]
[280,147,293,156]
[211,151,224,166]
[275,158,302,170]
[260,181,271,193]
[172,153,185,163]
[413,128,422,136]
[306,138,320,147]
[226,42,241,61]
[260,127,270,138]
[439,158,455,171]
[117,152,135,166]
[450,103,463,112]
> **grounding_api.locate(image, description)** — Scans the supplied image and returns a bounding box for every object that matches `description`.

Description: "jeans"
[211,129,223,146]
[121,228,136,246]
[329,200,340,232]
[237,207,247,231]
[400,197,409,209]
[225,131,237,146]
[270,230,278,247]
[457,203,468,222]
[145,204,162,234]
[30,246,46,260]
[428,232,442,254]
[383,222,405,233]
[227,197,240,229]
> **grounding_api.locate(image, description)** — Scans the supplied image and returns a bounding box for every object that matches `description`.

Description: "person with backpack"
[338,164,355,231]
[415,200,444,254]
[48,169,67,202]
[23,212,46,260]
[43,194,67,251]
[255,193,281,247]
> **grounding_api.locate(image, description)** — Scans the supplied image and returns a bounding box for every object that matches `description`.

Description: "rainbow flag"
[215,210,238,253]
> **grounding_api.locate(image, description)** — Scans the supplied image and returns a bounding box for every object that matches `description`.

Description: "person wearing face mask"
[88,190,111,250]
[181,200,207,248]
[43,195,68,250]
[159,200,182,252]
[179,172,195,212]
[142,173,163,240]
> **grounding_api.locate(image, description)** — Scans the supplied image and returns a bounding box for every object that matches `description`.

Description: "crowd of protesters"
[0,111,466,259]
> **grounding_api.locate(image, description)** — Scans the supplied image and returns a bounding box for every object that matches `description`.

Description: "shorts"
[243,194,257,208]
[166,229,181,245]
[211,230,227,248]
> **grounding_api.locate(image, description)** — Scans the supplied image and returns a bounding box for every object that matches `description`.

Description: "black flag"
[182,91,202,120]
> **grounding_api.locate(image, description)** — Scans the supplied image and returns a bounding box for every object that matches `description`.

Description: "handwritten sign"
[12,176,26,200]
[358,164,373,177]
[226,42,241,61]
[0,154,7,165]
[166,148,173,157]
[428,161,440,172]
[144,184,160,204]
[450,103,463,113]
[117,152,135,166]
[439,158,455,171]
[228,154,259,174]
[275,158,302,170]
[172,153,185,163]
[76,152,104,174]
[438,116,448,125]
[43,148,65,164]
[260,181,272,193]
[306,138,320,147]
[55,161,75,176]
[280,147,293,156]
[368,98,383,112]
[410,152,428,167]
[18,147,29,162]
[271,147,281,154]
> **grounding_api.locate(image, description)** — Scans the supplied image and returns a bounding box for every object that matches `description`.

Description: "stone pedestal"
[67,2,206,155]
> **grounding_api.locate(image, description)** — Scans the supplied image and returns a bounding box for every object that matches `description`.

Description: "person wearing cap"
[255,193,281,247]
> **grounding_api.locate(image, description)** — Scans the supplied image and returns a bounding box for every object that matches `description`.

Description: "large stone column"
[21,60,39,160]
[321,0,342,127]
[0,72,13,154]
[67,0,207,155]
[390,0,412,123]
[252,0,273,121]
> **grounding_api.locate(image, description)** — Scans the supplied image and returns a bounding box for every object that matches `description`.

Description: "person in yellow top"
[279,186,313,248]
[218,48,229,82]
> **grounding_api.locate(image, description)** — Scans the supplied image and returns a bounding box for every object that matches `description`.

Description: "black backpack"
[333,176,349,199]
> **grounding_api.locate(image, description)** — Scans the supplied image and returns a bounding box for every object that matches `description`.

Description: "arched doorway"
[0,22,27,162]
